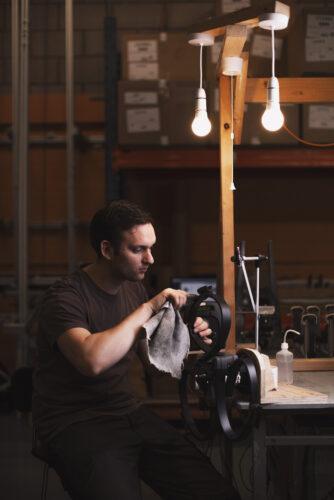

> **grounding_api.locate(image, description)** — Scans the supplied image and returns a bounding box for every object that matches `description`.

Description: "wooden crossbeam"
[188,0,290,38]
[246,77,334,103]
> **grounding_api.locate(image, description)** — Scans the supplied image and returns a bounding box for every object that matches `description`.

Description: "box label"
[221,0,250,14]
[309,105,334,129]
[126,108,160,133]
[127,40,158,62]
[124,91,158,105]
[251,34,283,59]
[128,62,159,80]
[305,14,334,62]
[305,37,334,62]
[307,14,334,38]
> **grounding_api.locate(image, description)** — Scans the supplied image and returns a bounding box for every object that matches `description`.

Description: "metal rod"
[14,0,30,367]
[255,264,260,351]
[240,260,256,312]
[12,0,19,296]
[65,0,76,273]
[18,0,29,325]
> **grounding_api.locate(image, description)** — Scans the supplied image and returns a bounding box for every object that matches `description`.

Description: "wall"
[0,0,334,352]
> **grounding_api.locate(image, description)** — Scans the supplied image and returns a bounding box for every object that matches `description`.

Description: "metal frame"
[65,0,76,273]
[104,17,121,201]
[12,0,30,366]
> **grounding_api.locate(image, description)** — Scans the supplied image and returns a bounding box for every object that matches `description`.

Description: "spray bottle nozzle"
[282,329,301,349]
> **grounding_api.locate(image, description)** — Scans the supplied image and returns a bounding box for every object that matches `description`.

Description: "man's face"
[112,223,156,282]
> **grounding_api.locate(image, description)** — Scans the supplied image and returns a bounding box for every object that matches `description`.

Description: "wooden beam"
[216,25,248,76]
[219,75,236,352]
[112,148,334,170]
[271,358,334,371]
[246,77,334,103]
[233,52,249,145]
[188,0,290,38]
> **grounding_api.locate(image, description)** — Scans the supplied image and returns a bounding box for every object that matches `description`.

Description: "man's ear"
[100,240,114,260]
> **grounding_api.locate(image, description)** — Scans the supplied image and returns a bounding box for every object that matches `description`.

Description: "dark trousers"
[47,404,240,500]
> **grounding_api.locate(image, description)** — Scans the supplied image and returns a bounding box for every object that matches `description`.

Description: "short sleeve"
[39,284,90,347]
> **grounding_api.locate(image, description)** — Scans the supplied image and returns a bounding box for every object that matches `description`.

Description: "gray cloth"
[142,302,190,379]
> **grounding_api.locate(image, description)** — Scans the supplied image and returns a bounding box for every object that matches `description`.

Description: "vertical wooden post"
[219,75,236,352]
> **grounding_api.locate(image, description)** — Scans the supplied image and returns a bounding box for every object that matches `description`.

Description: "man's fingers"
[198,328,212,338]
[193,317,209,332]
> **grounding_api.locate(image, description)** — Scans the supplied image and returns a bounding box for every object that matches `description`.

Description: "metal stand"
[232,247,268,351]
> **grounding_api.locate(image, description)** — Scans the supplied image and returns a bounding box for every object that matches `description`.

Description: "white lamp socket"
[222,57,243,76]
[258,13,289,31]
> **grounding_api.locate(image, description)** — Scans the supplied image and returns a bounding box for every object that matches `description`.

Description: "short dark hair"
[89,199,153,257]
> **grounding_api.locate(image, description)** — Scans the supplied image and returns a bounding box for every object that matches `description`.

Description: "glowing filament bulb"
[191,88,212,137]
[261,77,284,132]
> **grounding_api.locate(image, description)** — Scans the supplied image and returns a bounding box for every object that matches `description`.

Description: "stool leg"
[41,463,49,500]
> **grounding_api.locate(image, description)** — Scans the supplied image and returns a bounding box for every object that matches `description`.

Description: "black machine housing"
[179,286,261,441]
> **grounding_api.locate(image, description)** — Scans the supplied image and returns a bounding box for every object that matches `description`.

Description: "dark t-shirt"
[32,269,148,443]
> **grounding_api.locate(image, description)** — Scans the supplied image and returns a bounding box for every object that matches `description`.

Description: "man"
[33,199,240,500]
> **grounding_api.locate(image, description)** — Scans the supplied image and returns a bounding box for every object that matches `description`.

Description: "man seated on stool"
[32,199,240,500]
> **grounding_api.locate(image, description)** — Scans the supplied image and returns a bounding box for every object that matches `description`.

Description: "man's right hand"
[147,288,188,314]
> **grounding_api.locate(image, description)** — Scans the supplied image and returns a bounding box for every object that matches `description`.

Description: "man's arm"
[57,288,188,377]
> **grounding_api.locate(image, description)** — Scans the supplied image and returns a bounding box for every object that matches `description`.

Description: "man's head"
[89,199,154,258]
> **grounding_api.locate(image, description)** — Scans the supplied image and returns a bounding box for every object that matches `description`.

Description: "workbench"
[250,371,334,500]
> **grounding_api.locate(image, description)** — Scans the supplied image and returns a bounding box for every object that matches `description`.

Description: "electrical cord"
[283,124,334,147]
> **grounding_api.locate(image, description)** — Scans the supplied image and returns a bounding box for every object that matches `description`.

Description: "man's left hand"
[193,317,212,344]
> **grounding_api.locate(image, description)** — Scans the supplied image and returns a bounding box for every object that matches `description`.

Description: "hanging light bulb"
[188,33,214,137]
[258,14,289,133]
[191,88,212,137]
[261,76,284,132]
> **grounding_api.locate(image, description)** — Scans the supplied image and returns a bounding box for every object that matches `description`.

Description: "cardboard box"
[117,80,169,146]
[287,8,334,76]
[302,103,334,144]
[242,102,300,145]
[247,28,288,77]
[120,32,199,81]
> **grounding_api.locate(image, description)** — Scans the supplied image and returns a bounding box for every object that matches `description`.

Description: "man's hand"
[147,288,188,314]
[193,317,212,344]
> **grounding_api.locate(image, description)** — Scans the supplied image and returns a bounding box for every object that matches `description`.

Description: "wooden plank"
[246,77,334,103]
[262,382,328,404]
[218,75,236,352]
[271,358,334,371]
[233,51,249,145]
[216,25,248,76]
[112,148,334,170]
[188,0,290,38]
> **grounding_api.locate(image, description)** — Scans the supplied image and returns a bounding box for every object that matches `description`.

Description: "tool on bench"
[325,304,334,357]
[232,246,274,351]
[301,312,317,358]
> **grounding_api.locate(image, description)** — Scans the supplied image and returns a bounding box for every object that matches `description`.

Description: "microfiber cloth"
[142,302,190,379]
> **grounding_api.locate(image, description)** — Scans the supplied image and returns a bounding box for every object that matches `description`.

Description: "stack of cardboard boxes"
[287,6,334,144]
[117,2,334,148]
[117,31,219,146]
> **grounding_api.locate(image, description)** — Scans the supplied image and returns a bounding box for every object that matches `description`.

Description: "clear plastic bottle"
[276,329,300,385]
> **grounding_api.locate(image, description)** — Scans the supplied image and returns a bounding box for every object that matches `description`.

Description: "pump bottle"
[276,329,300,384]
